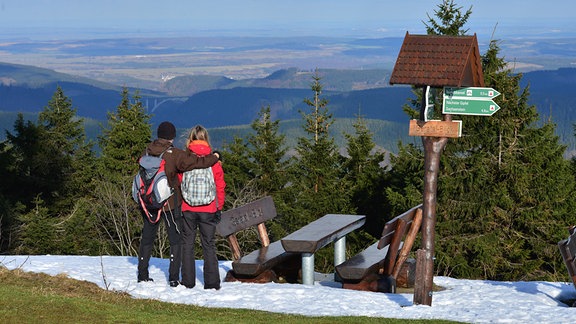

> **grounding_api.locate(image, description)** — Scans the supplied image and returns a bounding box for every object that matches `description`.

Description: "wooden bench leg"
[302,253,314,285]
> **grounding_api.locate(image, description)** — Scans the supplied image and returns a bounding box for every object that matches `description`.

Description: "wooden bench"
[335,205,423,292]
[281,214,366,285]
[558,226,576,292]
[216,196,299,283]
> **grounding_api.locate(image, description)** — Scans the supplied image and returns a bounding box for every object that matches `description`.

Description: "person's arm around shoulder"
[174,147,219,172]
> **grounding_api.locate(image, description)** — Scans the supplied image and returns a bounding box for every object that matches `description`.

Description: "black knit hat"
[157,121,176,140]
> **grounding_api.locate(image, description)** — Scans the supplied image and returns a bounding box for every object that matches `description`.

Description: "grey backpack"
[181,167,216,206]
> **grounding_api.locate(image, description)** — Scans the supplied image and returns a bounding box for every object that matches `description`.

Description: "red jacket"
[180,140,225,213]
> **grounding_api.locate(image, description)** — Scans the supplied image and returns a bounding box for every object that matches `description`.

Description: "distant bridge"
[145,97,188,113]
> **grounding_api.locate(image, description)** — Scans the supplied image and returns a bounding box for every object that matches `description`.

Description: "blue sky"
[0,0,574,38]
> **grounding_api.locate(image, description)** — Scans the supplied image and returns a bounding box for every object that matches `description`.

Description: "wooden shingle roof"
[389,32,484,87]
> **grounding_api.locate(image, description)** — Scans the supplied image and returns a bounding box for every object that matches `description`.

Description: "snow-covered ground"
[1,255,575,323]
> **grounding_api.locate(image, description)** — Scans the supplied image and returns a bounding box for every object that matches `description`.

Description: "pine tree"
[14,197,58,254]
[248,106,290,197]
[434,40,576,281]
[219,106,292,258]
[3,115,45,208]
[424,0,472,36]
[286,70,353,232]
[341,115,388,237]
[4,87,98,254]
[95,87,152,255]
[387,0,576,281]
[98,88,151,182]
[221,136,257,207]
[37,86,95,210]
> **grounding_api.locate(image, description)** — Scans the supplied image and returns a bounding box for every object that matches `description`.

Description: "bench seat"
[336,242,393,281]
[232,241,297,276]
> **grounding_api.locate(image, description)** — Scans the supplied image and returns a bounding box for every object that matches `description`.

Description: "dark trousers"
[180,211,220,289]
[137,209,182,282]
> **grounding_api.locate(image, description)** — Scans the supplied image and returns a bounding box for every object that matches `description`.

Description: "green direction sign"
[444,87,500,100]
[442,98,501,116]
[443,86,502,116]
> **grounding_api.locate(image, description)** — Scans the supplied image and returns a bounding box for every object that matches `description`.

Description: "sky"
[2,255,576,323]
[0,0,574,38]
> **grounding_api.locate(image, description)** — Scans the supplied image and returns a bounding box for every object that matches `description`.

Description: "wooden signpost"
[389,33,490,306]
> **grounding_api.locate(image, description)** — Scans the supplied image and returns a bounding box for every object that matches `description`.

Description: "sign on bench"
[335,205,423,292]
[216,196,299,282]
[217,196,277,260]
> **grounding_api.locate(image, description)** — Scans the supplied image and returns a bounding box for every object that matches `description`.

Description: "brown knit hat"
[157,121,176,140]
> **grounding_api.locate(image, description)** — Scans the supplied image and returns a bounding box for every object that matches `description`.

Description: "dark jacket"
[145,138,218,212]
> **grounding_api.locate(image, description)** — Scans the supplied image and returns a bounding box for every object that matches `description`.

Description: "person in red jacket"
[180,125,225,290]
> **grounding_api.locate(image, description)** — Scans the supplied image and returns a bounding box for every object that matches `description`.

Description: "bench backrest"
[378,204,423,249]
[216,196,277,237]
[377,204,423,277]
[216,196,277,261]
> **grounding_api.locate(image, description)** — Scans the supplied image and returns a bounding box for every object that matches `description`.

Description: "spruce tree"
[37,86,95,210]
[3,115,45,208]
[286,70,353,232]
[5,86,89,211]
[342,115,387,237]
[277,71,355,273]
[424,0,472,36]
[98,88,151,182]
[222,105,289,207]
[4,87,98,254]
[95,87,152,255]
[386,0,576,281]
[221,136,256,207]
[220,106,291,258]
[248,105,290,197]
[434,40,576,281]
[247,106,293,242]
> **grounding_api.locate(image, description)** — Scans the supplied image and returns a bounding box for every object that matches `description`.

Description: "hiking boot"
[204,285,221,290]
[138,277,154,283]
[169,280,180,287]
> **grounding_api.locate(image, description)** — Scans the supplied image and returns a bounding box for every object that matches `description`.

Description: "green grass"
[0,267,461,323]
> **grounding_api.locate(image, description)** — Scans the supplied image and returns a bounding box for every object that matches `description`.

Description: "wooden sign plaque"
[408,119,462,138]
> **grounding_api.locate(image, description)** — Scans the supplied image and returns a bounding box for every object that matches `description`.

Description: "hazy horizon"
[0,1,574,40]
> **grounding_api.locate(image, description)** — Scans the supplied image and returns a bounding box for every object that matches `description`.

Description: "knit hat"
[157,121,176,140]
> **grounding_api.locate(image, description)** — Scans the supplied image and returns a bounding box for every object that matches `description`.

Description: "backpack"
[181,166,216,206]
[132,149,173,223]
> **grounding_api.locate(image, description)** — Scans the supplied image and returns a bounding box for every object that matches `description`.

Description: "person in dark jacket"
[179,125,225,290]
[137,121,220,287]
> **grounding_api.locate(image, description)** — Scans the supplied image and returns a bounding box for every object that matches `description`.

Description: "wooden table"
[281,214,365,285]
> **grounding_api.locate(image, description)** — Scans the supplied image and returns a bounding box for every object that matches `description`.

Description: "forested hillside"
[521,68,576,154]
[1,62,575,153]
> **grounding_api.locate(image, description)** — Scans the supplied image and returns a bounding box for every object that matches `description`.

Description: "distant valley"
[0,62,575,156]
